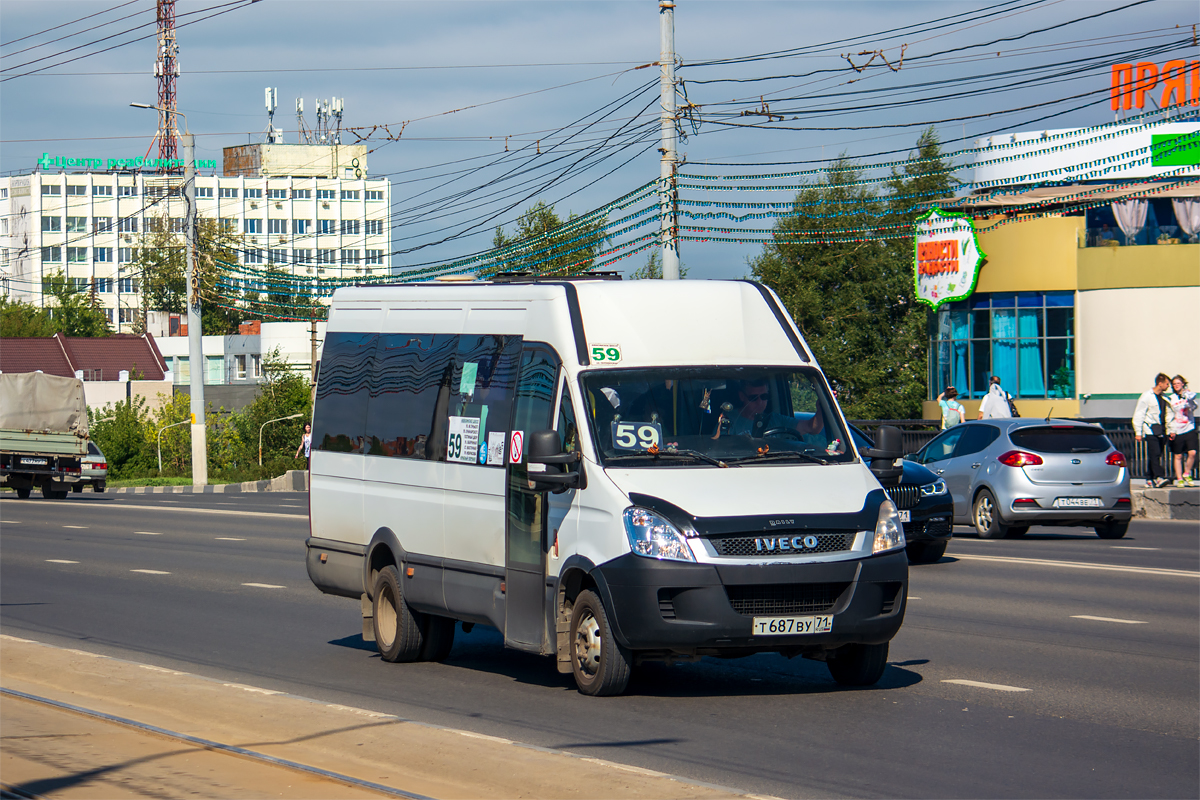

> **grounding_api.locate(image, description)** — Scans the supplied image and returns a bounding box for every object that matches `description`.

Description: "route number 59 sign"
[590,344,622,363]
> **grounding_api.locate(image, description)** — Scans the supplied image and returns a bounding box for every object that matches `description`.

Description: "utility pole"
[182,132,207,485]
[659,0,681,280]
[310,315,318,384]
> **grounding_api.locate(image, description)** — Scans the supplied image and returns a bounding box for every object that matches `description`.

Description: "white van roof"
[328,279,813,369]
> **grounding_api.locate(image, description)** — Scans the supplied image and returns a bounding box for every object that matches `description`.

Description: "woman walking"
[1167,375,1197,487]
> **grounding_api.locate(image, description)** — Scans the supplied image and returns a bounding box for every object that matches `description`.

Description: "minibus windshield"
[581,367,855,467]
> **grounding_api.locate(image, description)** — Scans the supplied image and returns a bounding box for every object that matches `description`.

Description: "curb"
[1132,486,1199,521]
[110,469,309,495]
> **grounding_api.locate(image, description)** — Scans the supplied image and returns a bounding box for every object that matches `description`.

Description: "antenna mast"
[154,0,180,171]
[265,87,283,143]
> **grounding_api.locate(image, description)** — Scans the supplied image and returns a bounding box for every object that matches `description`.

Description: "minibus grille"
[710,532,854,557]
[725,582,850,616]
[885,484,920,510]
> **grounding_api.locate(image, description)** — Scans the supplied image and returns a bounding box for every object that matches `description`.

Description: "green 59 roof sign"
[37,152,218,171]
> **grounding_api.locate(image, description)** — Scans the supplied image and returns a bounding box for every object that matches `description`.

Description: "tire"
[94,485,106,493]
[570,589,632,696]
[827,641,889,687]
[72,484,83,493]
[419,615,456,662]
[371,566,425,663]
[1005,526,1029,538]
[1095,520,1129,540]
[41,483,68,500]
[972,489,1008,539]
[16,488,31,499]
[906,540,947,564]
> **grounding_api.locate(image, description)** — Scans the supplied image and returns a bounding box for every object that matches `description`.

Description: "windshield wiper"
[605,449,732,468]
[726,450,829,466]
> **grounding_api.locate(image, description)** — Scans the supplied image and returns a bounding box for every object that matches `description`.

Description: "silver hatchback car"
[908,419,1132,539]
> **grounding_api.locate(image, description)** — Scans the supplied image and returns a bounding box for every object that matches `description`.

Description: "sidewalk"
[0,636,756,800]
[110,469,309,494]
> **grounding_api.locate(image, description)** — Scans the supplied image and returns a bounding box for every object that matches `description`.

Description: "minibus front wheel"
[570,590,632,696]
[827,641,889,687]
[372,566,424,662]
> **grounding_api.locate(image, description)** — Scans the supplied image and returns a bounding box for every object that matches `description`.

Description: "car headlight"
[623,507,695,562]
[872,500,906,554]
[920,479,948,498]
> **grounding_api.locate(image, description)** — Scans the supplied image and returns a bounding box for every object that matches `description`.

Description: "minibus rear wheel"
[827,641,889,686]
[419,616,456,662]
[570,590,631,696]
[372,566,424,662]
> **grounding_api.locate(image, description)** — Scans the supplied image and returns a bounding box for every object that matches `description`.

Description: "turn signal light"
[1105,451,1127,467]
[998,450,1044,467]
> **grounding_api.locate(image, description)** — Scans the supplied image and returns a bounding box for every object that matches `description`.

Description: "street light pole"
[131,102,206,485]
[259,412,304,466]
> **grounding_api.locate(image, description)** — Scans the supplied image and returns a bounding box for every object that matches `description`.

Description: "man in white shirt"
[1132,373,1171,488]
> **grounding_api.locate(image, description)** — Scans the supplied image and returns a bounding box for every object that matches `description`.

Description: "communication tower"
[314,97,344,145]
[264,87,283,143]
[295,97,314,144]
[153,0,180,171]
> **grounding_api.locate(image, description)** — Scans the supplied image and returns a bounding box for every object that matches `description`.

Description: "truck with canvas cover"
[1,372,89,499]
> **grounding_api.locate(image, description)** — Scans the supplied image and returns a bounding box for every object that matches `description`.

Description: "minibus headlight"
[623,507,695,562]
[872,500,906,554]
[920,479,948,498]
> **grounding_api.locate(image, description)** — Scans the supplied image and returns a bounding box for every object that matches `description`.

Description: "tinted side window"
[954,424,1000,458]
[922,428,965,464]
[313,332,377,452]
[1010,427,1110,453]
[365,333,458,460]
[448,334,523,466]
[510,345,560,438]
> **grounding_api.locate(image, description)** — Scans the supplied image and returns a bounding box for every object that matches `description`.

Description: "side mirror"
[526,429,583,493]
[862,425,904,487]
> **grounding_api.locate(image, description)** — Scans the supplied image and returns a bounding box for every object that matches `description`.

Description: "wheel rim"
[574,611,602,679]
[377,586,397,649]
[975,495,994,532]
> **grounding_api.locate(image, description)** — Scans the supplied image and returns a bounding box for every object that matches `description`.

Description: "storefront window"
[929,291,1074,400]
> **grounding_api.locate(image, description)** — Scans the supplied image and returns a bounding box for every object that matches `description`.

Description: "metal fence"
[848,418,1197,481]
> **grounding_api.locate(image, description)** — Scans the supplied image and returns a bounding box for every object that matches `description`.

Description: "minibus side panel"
[362,456,446,577]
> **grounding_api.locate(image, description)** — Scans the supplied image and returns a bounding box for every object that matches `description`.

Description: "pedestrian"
[295,422,312,468]
[977,375,1013,420]
[1132,373,1171,488]
[1166,375,1197,487]
[937,386,966,428]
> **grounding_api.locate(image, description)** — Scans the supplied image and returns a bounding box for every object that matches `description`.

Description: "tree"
[1,296,57,337]
[628,249,688,280]
[42,273,110,337]
[88,395,153,479]
[749,156,926,420]
[229,348,312,476]
[489,202,609,276]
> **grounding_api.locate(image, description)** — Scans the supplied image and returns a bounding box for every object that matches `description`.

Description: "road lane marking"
[952,553,1198,578]
[1111,546,1159,551]
[242,583,285,589]
[223,683,282,695]
[92,504,303,520]
[909,596,922,600]
[46,559,79,564]
[62,525,88,529]
[215,537,246,541]
[324,704,398,720]
[1071,615,1147,624]
[942,679,1030,692]
[133,531,163,535]
[130,569,170,575]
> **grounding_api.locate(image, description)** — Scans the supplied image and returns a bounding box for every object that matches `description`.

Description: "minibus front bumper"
[590,550,907,654]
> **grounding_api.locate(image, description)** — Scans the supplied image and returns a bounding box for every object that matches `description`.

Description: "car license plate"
[899,510,911,523]
[752,615,833,636]
[1053,497,1103,508]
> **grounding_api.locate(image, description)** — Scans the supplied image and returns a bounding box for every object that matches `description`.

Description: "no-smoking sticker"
[509,430,524,464]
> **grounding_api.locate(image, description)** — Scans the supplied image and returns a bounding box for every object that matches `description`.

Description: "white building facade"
[0,143,390,333]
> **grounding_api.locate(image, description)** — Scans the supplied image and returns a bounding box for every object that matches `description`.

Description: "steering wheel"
[761,427,803,440]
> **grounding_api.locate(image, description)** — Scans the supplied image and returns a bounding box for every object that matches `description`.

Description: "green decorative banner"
[37,152,218,171]
[1150,132,1200,167]
[913,207,987,311]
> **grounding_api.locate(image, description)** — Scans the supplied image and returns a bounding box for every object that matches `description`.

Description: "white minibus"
[306,277,908,695]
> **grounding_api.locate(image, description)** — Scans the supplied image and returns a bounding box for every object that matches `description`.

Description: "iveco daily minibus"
[305,277,908,695]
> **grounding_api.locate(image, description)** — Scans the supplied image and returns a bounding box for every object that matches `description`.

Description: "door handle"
[971,462,981,469]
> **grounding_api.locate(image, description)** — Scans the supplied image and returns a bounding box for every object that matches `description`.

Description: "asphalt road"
[2,492,1197,799]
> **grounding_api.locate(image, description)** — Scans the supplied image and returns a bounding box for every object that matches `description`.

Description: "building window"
[119,308,139,324]
[168,218,185,233]
[42,216,61,232]
[235,354,248,380]
[929,291,1076,401]
[207,356,223,384]
[94,247,112,263]
[294,249,312,264]
[104,308,114,324]
[318,219,336,234]
[67,247,87,263]
[365,189,383,201]
[340,219,360,235]
[118,248,136,263]
[268,188,287,200]
[118,185,137,197]
[269,248,287,264]
[245,188,263,199]
[117,217,138,233]
[340,249,360,265]
[317,248,336,264]
[69,277,88,292]
[95,277,113,292]
[366,249,383,265]
[196,186,213,198]
[316,189,336,200]
[293,188,311,199]
[244,218,262,234]
[66,216,87,233]
[219,187,238,199]
[118,278,138,293]
[219,218,236,233]
[341,190,360,201]
[267,219,287,234]
[93,185,113,197]
[293,218,309,234]
[93,217,112,233]
[42,185,61,196]
[365,219,383,235]
[245,248,263,264]
[66,185,87,196]
[42,246,62,263]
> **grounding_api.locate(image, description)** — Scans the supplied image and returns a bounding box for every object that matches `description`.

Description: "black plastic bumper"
[591,550,908,653]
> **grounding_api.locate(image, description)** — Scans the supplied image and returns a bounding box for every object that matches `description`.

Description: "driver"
[723,378,823,438]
